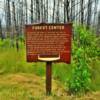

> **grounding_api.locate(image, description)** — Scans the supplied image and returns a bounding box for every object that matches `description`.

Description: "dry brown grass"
[0,73,100,100]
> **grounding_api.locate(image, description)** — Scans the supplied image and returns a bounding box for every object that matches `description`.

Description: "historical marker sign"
[25,23,72,94]
[25,23,72,64]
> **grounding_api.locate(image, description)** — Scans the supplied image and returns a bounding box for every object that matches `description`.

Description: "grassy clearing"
[0,73,66,100]
[0,39,100,99]
[0,40,72,83]
[0,73,100,100]
[0,40,100,90]
[0,44,73,85]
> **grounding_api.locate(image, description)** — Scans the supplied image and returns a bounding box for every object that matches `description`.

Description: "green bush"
[74,25,100,61]
[68,48,91,95]
[68,25,100,95]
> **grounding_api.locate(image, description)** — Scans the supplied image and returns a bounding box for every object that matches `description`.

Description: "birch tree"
[80,0,84,24]
[87,0,92,28]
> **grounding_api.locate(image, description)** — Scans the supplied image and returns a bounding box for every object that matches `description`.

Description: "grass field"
[0,39,100,99]
[0,40,72,84]
[0,73,100,100]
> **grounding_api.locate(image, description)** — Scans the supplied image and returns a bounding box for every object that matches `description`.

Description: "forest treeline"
[0,0,100,39]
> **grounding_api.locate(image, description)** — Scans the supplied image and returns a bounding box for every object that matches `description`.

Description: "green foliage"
[68,25,100,95]
[53,63,72,83]
[18,35,25,43]
[0,39,11,48]
[0,47,33,74]
[68,48,91,95]
[32,62,45,76]
[74,25,100,60]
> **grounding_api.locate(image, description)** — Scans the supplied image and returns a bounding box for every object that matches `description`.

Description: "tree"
[64,0,66,23]
[97,11,100,35]
[80,0,84,24]
[6,0,11,34]
[0,19,3,40]
[56,0,60,23]
[36,0,40,22]
[19,0,24,34]
[70,0,75,22]
[93,0,98,29]
[65,0,70,22]
[31,0,33,23]
[25,0,28,24]
[46,0,48,22]
[12,1,19,51]
[87,0,92,28]
[52,0,55,23]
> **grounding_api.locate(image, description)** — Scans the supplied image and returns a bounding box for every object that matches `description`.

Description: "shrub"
[67,25,100,95]
[68,48,91,95]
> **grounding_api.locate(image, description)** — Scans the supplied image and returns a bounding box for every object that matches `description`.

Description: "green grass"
[0,39,72,83]
[0,39,100,92]
[90,60,100,91]
[52,63,72,84]
[0,43,72,83]
[0,47,33,74]
[0,73,81,100]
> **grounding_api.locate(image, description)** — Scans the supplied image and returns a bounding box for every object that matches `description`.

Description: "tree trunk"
[25,0,28,24]
[6,0,11,35]
[87,0,92,28]
[36,0,40,22]
[0,19,3,40]
[71,0,75,22]
[31,0,33,23]
[52,0,55,23]
[12,1,19,51]
[80,0,84,24]
[65,0,70,22]
[56,0,60,23]
[46,0,48,22]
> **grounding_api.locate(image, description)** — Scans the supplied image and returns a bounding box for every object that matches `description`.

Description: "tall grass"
[0,39,73,88]
[0,39,33,74]
[0,39,100,91]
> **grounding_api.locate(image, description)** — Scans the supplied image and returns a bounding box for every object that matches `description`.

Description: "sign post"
[38,55,60,95]
[46,61,52,95]
[25,23,72,94]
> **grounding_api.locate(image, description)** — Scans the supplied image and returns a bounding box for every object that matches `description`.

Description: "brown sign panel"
[25,23,72,63]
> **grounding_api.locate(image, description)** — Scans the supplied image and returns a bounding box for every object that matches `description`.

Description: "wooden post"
[46,61,52,95]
